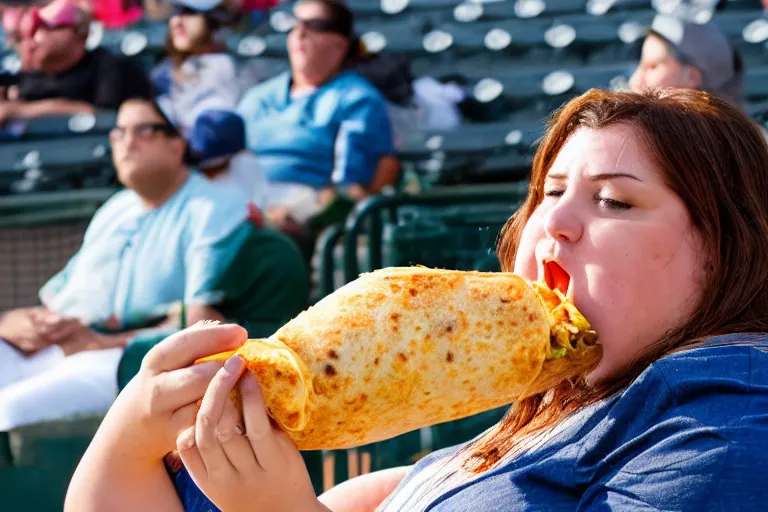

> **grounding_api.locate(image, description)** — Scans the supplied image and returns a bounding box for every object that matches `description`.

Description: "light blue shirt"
[237,70,394,188]
[39,173,250,330]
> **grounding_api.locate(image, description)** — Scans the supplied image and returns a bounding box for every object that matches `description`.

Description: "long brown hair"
[462,88,768,472]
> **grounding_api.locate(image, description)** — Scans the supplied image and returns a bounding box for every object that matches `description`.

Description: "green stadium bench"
[340,182,529,284]
[0,415,105,512]
[18,111,117,140]
[0,136,111,174]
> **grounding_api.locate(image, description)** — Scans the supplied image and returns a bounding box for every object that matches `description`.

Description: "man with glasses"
[0,97,253,430]
[0,0,151,125]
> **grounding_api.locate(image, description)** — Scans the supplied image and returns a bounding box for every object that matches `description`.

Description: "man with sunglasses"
[0,97,255,430]
[0,0,151,125]
[237,0,397,237]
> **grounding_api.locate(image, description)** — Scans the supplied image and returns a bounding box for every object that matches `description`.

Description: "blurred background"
[0,0,766,509]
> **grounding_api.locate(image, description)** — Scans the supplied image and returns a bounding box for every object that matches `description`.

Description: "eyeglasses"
[292,17,345,36]
[27,7,84,37]
[109,123,178,143]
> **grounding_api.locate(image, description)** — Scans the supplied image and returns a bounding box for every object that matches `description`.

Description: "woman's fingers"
[143,323,247,374]
[177,426,207,481]
[240,372,285,471]
[150,360,223,415]
[217,393,260,473]
[169,402,202,440]
[195,355,247,479]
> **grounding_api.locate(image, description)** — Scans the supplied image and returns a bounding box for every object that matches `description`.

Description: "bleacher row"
[1,0,768,510]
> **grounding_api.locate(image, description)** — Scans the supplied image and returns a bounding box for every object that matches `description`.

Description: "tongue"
[546,261,570,294]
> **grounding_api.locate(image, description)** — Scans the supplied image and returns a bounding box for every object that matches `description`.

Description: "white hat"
[171,0,223,11]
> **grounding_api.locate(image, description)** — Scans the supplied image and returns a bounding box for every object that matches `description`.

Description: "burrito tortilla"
[199,267,600,450]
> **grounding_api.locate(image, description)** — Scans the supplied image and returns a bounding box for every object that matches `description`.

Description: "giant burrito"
[200,267,601,450]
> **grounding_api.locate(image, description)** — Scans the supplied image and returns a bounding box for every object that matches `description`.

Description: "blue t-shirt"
[236,71,394,189]
[171,334,768,511]
[40,173,250,330]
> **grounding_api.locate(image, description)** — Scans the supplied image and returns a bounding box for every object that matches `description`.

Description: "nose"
[542,195,584,244]
[292,22,307,38]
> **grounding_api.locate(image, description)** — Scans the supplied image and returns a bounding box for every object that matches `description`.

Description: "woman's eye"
[596,196,632,210]
[544,189,564,198]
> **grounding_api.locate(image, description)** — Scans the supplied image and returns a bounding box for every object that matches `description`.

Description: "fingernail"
[241,372,259,391]
[235,425,244,435]
[224,355,244,375]
[180,436,195,451]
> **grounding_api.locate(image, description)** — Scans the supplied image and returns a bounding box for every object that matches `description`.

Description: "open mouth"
[544,260,570,295]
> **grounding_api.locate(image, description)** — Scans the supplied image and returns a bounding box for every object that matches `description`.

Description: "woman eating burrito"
[66,88,768,512]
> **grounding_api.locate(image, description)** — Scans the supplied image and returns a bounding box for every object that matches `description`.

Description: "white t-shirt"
[209,150,269,209]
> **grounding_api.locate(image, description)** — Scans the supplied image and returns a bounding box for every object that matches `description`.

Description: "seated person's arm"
[0,98,95,122]
[81,305,227,352]
[331,93,397,197]
[368,155,400,195]
[318,465,413,512]
[82,219,246,352]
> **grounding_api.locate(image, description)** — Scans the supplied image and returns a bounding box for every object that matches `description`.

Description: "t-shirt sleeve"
[330,88,395,187]
[182,197,250,307]
[38,191,126,306]
[576,351,766,512]
[576,428,730,511]
[94,52,153,109]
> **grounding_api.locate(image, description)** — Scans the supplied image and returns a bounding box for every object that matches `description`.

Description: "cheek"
[511,215,543,281]
[585,221,703,381]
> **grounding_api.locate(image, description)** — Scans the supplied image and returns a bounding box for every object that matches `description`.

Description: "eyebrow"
[545,172,642,182]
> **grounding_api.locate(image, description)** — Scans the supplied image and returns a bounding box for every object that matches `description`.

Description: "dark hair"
[298,0,365,65]
[120,97,180,136]
[461,88,768,472]
[165,7,231,70]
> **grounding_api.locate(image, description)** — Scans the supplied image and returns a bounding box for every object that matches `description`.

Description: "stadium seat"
[0,136,115,194]
[743,64,768,101]
[0,415,105,512]
[14,111,117,140]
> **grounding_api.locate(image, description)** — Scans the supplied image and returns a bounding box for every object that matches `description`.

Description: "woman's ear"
[682,65,703,89]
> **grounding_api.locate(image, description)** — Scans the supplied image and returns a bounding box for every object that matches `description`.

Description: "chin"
[173,38,192,52]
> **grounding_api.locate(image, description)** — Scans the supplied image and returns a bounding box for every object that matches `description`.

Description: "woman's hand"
[65,323,249,512]
[177,355,327,512]
[111,323,248,465]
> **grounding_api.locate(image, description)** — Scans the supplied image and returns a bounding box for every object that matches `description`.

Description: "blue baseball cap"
[188,110,246,169]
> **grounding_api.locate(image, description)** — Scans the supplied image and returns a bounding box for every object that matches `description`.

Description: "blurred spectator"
[237,0,397,233]
[0,0,152,124]
[189,109,269,208]
[91,0,144,28]
[630,14,768,140]
[354,52,463,149]
[630,14,742,105]
[151,0,259,135]
[228,0,280,26]
[0,97,253,429]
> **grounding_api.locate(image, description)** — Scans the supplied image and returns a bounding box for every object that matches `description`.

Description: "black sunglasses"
[109,122,178,142]
[293,17,348,36]
[171,5,206,17]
